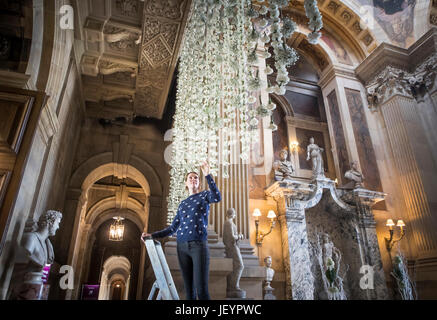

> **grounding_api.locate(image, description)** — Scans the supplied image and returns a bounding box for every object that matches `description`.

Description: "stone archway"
[65,155,160,300]
[98,255,131,300]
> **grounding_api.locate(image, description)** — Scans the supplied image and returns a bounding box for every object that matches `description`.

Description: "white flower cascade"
[167,0,323,224]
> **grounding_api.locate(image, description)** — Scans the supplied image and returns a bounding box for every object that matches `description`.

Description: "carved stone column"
[341,189,390,299]
[366,67,437,258]
[356,32,437,287]
[266,180,316,300]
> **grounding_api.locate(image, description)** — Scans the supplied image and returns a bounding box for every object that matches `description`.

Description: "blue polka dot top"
[152,174,221,242]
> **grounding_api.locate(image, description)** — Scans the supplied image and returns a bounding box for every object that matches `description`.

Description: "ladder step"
[144,239,179,300]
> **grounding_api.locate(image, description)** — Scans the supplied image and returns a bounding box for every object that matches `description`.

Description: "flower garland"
[166,0,323,224]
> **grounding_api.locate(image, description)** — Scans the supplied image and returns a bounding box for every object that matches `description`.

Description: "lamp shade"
[386,219,395,227]
[252,208,261,217]
[267,210,276,219]
[396,220,405,227]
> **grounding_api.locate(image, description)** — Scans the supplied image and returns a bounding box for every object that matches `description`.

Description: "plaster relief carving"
[366,66,412,109]
[104,26,141,51]
[138,63,168,88]
[134,88,160,116]
[142,19,179,51]
[116,0,139,16]
[340,10,352,24]
[84,85,135,103]
[134,0,190,118]
[144,0,187,20]
[99,60,136,76]
[351,21,363,35]
[142,35,172,67]
[362,33,373,46]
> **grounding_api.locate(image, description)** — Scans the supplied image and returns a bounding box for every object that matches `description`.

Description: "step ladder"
[143,238,179,300]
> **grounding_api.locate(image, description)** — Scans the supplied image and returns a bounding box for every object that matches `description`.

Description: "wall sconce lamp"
[290,141,299,153]
[253,208,277,246]
[385,219,406,251]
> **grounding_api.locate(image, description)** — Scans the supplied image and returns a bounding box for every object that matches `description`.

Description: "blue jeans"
[176,240,210,300]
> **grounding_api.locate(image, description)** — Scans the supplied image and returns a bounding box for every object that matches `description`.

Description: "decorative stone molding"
[116,0,140,17]
[318,64,357,90]
[366,66,413,110]
[135,0,189,118]
[286,209,305,222]
[357,28,437,109]
[0,70,31,89]
[104,26,141,51]
[365,53,437,109]
[341,188,386,208]
[408,53,437,100]
[80,1,190,119]
[83,84,135,103]
[98,60,137,76]
[37,103,60,145]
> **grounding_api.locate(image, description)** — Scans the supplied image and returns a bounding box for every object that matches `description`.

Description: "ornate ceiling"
[77,0,380,121]
[78,0,191,120]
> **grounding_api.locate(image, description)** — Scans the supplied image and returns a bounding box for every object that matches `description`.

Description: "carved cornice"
[103,25,142,51]
[284,0,378,58]
[98,59,137,76]
[365,53,437,109]
[83,83,135,103]
[318,64,357,89]
[366,66,414,110]
[357,28,437,109]
[265,177,353,215]
[341,188,386,208]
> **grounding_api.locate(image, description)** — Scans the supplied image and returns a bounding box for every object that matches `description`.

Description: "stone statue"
[11,210,62,300]
[391,253,416,300]
[306,137,325,178]
[344,160,364,188]
[223,208,246,298]
[273,149,295,181]
[263,256,276,300]
[321,233,346,300]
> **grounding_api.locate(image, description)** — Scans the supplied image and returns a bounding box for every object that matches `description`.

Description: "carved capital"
[366,53,437,108]
[409,53,437,99]
[366,66,413,109]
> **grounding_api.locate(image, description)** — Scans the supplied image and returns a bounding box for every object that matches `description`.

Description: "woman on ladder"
[141,161,221,300]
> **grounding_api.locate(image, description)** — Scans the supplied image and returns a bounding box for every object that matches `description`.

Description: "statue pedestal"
[226,288,246,299]
[12,271,49,300]
[263,282,276,300]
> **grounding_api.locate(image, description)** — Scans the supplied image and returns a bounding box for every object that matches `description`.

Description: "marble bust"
[344,161,364,188]
[263,256,276,300]
[10,210,62,300]
[223,208,246,298]
[264,256,275,283]
[273,149,295,181]
[306,137,325,178]
[18,210,62,270]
